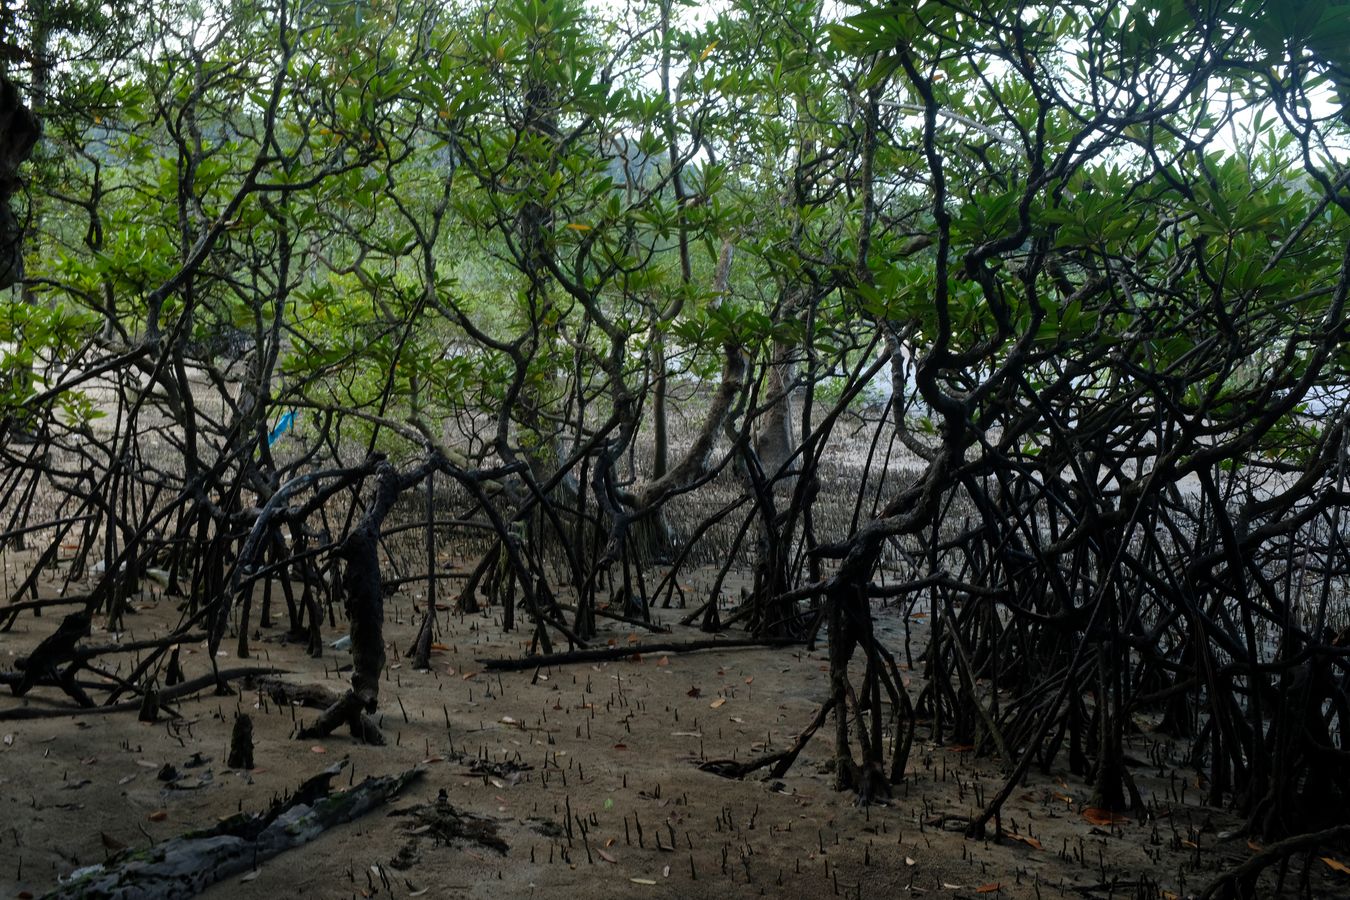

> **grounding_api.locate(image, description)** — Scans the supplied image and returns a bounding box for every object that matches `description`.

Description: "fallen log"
[478,636,803,671]
[43,760,422,899]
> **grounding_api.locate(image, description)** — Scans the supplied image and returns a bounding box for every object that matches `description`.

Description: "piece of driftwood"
[43,760,422,899]
[477,636,803,671]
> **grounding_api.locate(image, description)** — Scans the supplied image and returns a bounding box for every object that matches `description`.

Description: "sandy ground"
[2,567,1347,900]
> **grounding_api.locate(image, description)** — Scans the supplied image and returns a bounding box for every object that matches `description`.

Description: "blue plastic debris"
[268,410,295,446]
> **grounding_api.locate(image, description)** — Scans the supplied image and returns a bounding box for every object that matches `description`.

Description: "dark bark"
[298,460,403,743]
[10,609,91,697]
[0,74,38,289]
[0,666,286,720]
[43,762,422,899]
[227,713,254,769]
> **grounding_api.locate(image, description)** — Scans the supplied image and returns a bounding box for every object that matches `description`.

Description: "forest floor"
[3,562,1347,900]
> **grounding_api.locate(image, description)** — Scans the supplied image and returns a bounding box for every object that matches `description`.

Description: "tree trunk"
[299,461,402,744]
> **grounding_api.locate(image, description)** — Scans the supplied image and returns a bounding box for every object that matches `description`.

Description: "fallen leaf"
[310,746,327,754]
[240,869,262,883]
[2,734,12,747]
[1322,857,1350,876]
[1005,833,1043,850]
[905,857,916,866]
[709,698,726,709]
[744,676,754,685]
[431,642,450,651]
[1081,807,1129,826]
[1247,839,1263,852]
[598,849,618,863]
[630,878,657,885]
[656,656,669,667]
[977,885,1002,894]
[147,810,168,822]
